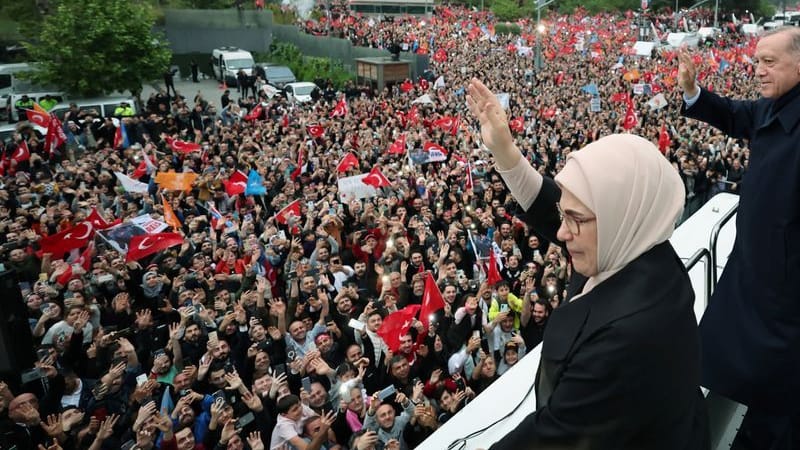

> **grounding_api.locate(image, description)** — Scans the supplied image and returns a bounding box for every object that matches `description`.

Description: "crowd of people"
[0,3,757,450]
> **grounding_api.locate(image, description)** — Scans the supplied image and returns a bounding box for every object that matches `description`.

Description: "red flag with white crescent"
[126,233,184,262]
[361,166,391,188]
[11,140,30,164]
[223,170,249,196]
[166,137,202,154]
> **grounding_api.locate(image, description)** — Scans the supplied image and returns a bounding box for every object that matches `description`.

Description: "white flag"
[647,93,668,110]
[411,94,435,105]
[114,172,149,194]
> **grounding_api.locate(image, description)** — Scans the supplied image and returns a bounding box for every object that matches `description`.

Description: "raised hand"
[96,414,119,441]
[677,50,699,97]
[247,431,265,450]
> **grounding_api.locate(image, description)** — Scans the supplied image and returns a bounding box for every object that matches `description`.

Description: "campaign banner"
[130,214,169,234]
[338,174,379,202]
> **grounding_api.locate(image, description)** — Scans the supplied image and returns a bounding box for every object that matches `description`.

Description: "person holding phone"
[468,78,708,449]
[363,390,416,449]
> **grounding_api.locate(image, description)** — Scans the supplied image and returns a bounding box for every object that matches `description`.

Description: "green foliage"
[557,0,639,14]
[494,23,522,35]
[267,4,299,24]
[266,42,354,88]
[23,0,172,98]
[491,0,535,21]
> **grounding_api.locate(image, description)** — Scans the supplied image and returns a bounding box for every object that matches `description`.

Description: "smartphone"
[348,318,366,332]
[273,363,287,376]
[121,440,136,450]
[20,368,45,384]
[136,373,148,386]
[208,331,219,343]
[236,411,255,428]
[36,348,51,362]
[378,385,397,401]
[278,230,287,240]
[212,390,226,404]
[301,377,312,393]
[328,207,336,215]
[39,273,48,282]
[472,330,481,340]
[244,213,253,222]
[500,303,510,313]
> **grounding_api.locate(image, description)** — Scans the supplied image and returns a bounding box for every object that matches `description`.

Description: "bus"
[347,0,434,16]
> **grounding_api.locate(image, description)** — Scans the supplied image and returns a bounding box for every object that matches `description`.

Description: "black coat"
[682,85,800,413]
[489,178,708,450]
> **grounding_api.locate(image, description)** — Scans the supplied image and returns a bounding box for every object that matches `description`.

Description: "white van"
[49,96,138,120]
[7,90,67,122]
[0,63,32,116]
[211,47,255,87]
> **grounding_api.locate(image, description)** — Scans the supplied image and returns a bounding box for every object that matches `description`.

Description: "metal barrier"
[709,204,738,290]
[684,247,712,310]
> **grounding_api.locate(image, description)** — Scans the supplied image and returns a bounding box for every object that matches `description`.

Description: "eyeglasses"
[556,203,596,236]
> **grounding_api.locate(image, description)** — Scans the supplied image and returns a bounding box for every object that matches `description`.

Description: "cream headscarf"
[554,134,685,297]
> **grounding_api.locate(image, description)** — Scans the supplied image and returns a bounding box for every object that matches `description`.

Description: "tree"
[23,0,171,99]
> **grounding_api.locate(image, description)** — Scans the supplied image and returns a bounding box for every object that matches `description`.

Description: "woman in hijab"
[467,78,709,449]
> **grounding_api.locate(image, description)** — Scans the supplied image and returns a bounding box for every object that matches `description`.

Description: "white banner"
[338,174,379,202]
[131,214,168,234]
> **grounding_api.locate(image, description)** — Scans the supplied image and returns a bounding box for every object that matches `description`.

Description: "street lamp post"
[535,0,555,71]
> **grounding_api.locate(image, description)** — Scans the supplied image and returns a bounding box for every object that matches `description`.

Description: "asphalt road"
[141,75,249,109]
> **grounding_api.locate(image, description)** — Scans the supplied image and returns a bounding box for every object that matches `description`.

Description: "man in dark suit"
[679,26,800,448]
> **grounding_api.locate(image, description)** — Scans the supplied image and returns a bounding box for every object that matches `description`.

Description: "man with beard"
[348,260,378,299]
[521,298,550,349]
[179,321,208,366]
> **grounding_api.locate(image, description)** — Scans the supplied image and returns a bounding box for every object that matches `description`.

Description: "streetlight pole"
[714,0,719,28]
[535,0,555,71]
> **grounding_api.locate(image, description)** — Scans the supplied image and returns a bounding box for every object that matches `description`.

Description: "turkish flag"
[40,222,95,256]
[418,78,429,91]
[45,115,67,156]
[610,92,628,103]
[11,140,30,164]
[26,109,50,129]
[166,137,201,154]
[307,124,325,138]
[486,250,503,286]
[336,152,359,173]
[433,48,447,62]
[623,97,638,130]
[387,134,406,155]
[330,98,348,118]
[400,80,414,93]
[658,123,671,155]
[126,233,184,262]
[245,104,263,121]
[85,208,119,230]
[290,147,306,181]
[433,116,455,132]
[361,166,391,188]
[419,272,445,334]
[223,170,248,196]
[509,117,524,133]
[275,199,301,225]
[78,242,95,272]
[378,305,421,353]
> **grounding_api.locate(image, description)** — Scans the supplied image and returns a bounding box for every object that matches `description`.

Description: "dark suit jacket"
[489,178,708,450]
[682,85,800,413]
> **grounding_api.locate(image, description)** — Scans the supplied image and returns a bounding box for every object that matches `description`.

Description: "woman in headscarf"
[467,78,709,449]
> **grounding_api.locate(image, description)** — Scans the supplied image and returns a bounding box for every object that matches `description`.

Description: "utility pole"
[536,0,556,71]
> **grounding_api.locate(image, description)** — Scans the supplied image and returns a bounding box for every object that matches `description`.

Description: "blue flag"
[245,169,266,196]
[718,59,730,74]
[581,83,599,96]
